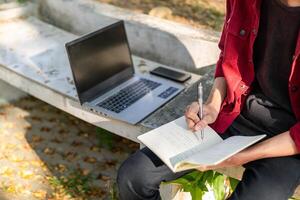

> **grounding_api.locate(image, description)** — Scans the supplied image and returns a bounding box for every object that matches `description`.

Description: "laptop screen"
[66,21,134,104]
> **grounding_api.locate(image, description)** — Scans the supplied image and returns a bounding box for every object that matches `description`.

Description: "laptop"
[65,20,184,124]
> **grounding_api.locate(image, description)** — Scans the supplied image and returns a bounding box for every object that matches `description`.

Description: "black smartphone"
[150,67,191,83]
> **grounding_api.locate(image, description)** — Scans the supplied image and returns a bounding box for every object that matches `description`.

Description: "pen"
[198,82,204,140]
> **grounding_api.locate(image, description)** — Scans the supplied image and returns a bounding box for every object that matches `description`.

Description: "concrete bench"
[0,14,204,141]
[1,1,299,199]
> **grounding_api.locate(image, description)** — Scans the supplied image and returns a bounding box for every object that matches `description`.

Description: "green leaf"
[182,184,193,192]
[164,171,229,200]
[17,0,27,3]
[165,171,201,185]
[229,177,239,191]
[202,170,214,186]
[194,171,204,181]
[165,176,190,185]
[185,171,203,182]
[212,173,226,200]
[190,187,203,200]
[197,181,208,192]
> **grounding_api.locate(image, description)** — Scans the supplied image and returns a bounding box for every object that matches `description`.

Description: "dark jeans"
[117,120,300,200]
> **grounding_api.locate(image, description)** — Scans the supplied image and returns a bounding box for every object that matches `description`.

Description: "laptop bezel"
[65,20,135,105]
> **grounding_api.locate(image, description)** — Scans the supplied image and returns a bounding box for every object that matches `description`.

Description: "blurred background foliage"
[98,0,225,31]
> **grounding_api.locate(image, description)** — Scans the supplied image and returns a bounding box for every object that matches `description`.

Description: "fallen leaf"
[19,170,34,179]
[31,116,42,122]
[5,143,17,150]
[71,140,83,147]
[40,126,51,132]
[43,147,55,155]
[1,167,14,176]
[25,125,32,131]
[31,160,44,167]
[58,128,67,135]
[97,174,111,181]
[10,154,25,162]
[4,122,14,128]
[54,164,67,173]
[84,156,97,164]
[22,143,32,150]
[32,135,43,143]
[51,137,62,143]
[90,145,100,152]
[6,185,17,193]
[32,190,47,199]
[15,132,24,140]
[19,161,30,169]
[105,160,117,167]
[80,168,90,176]
[78,131,89,137]
[48,118,57,122]
[64,151,77,161]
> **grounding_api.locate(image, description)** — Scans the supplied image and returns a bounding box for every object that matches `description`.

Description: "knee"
[117,156,138,188]
[117,150,159,193]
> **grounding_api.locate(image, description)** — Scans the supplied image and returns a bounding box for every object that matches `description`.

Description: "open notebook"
[138,116,266,173]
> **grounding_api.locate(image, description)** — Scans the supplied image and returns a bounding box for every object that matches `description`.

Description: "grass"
[48,170,120,199]
[48,171,93,198]
[108,181,118,200]
[95,127,116,150]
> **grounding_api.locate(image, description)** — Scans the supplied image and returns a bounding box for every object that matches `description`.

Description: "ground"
[97,0,225,31]
[0,93,138,200]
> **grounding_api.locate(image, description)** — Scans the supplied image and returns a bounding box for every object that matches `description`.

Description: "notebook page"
[182,135,266,167]
[169,135,222,167]
[137,116,222,172]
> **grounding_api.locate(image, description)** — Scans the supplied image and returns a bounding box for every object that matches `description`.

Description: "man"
[117,0,300,199]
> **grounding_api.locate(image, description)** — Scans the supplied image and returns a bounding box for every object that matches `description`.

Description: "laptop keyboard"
[158,87,179,99]
[97,78,162,113]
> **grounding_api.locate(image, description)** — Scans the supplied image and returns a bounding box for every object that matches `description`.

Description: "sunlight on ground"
[0,97,138,200]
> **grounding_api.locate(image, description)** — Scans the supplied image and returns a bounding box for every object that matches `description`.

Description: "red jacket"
[209,0,300,150]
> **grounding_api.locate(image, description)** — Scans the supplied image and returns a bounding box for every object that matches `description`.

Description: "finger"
[185,106,197,129]
[203,106,208,115]
[196,166,209,172]
[185,117,196,130]
[209,163,226,170]
[185,102,199,114]
[196,167,205,172]
[185,109,200,123]
[184,105,191,113]
[193,120,208,131]
[190,102,200,112]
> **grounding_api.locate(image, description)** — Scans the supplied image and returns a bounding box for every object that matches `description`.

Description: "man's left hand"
[196,150,249,171]
[197,131,300,172]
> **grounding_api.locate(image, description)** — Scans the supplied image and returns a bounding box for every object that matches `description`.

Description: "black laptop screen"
[66,21,134,103]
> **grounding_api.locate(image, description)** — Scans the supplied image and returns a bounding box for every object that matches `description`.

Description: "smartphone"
[150,67,191,83]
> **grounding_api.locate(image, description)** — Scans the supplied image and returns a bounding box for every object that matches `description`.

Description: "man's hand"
[185,102,220,132]
[196,151,249,171]
[197,131,300,171]
[184,77,227,132]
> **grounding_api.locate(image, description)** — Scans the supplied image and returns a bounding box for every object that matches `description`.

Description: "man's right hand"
[185,77,227,132]
[184,102,220,132]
